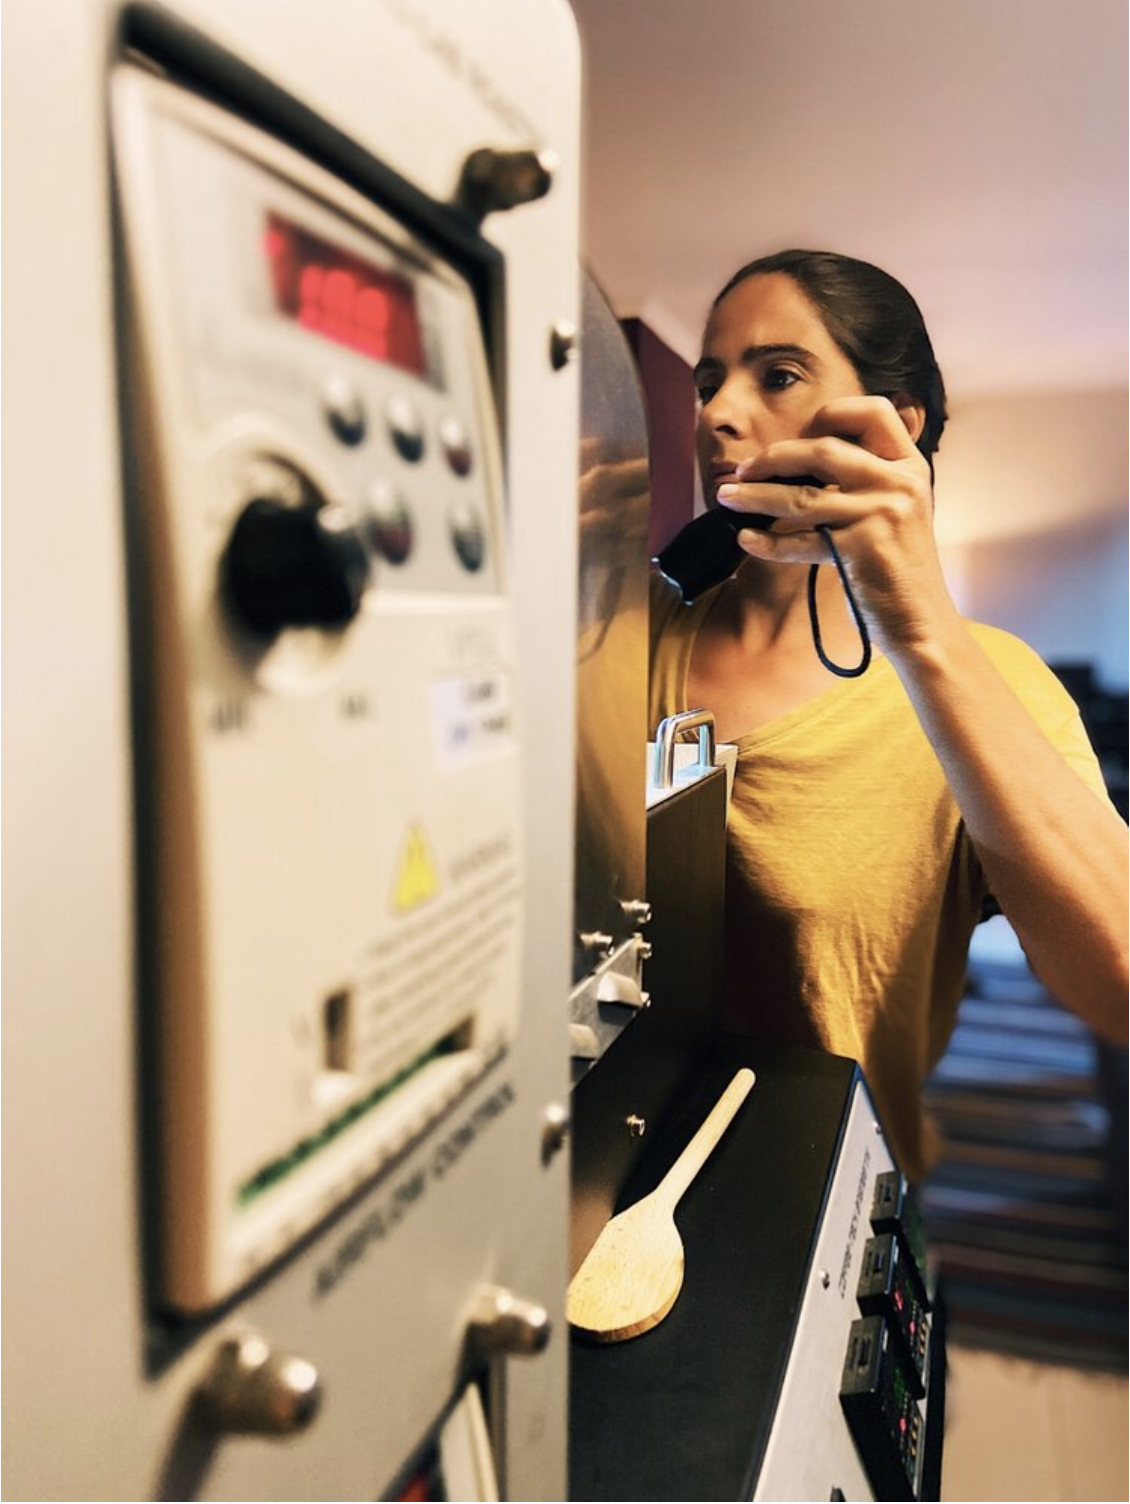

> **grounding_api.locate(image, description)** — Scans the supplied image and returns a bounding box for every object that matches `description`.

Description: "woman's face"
[694,272,865,502]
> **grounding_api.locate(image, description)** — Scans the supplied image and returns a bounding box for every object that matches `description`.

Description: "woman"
[650,249,1128,1180]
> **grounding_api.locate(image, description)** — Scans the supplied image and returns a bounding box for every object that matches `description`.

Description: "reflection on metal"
[573,272,651,989]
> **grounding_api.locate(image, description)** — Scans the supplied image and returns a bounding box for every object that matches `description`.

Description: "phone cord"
[808,525,871,678]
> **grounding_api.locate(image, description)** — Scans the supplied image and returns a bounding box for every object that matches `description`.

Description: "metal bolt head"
[579,930,614,961]
[466,1285,552,1358]
[541,1103,570,1165]
[456,147,556,219]
[625,1114,647,1139]
[196,1333,322,1436]
[550,320,578,371]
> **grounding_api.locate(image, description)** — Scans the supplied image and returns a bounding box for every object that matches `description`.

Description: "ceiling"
[566,0,1128,401]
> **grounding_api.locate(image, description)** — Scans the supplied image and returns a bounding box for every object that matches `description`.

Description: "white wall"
[935,385,1128,691]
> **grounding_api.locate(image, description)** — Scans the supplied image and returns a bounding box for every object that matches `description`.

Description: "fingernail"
[717,484,738,501]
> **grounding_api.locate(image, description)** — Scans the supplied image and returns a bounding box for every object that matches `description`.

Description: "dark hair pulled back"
[713,250,948,466]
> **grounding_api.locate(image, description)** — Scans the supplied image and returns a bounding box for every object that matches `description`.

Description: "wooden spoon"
[567,1068,756,1343]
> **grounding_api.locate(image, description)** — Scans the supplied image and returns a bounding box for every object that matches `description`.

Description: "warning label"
[361,840,521,1083]
[392,825,441,913]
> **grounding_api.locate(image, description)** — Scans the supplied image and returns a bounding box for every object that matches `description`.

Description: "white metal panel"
[2,2,580,1497]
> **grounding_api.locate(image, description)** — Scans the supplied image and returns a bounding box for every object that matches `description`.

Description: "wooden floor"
[942,1344,1129,1501]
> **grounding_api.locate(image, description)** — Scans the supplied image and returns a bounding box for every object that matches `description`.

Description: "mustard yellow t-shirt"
[650,571,1110,1180]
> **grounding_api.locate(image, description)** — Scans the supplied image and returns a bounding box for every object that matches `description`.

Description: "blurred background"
[566,2,1128,1498]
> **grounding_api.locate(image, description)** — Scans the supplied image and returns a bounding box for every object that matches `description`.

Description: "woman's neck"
[713,557,865,662]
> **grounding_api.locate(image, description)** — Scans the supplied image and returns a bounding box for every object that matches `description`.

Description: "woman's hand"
[716,395,959,655]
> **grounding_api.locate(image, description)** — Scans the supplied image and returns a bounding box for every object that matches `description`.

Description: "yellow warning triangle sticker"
[393,824,440,913]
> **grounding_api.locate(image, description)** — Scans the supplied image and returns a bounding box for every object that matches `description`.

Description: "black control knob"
[222,494,370,638]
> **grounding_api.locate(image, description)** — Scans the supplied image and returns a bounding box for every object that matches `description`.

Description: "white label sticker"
[431,671,514,768]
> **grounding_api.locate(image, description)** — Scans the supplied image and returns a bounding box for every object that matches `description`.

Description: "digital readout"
[265,212,427,377]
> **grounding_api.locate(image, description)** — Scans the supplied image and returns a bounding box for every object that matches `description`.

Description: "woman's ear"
[892,393,926,444]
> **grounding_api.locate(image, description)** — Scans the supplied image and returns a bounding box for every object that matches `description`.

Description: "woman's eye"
[763,366,800,391]
[696,383,719,405]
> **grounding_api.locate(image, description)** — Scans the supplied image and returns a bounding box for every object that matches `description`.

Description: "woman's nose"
[701,386,744,438]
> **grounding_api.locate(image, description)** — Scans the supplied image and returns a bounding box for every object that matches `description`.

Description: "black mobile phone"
[653,475,823,605]
[652,507,771,604]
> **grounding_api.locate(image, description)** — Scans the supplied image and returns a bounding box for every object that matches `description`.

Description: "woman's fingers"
[734,436,904,493]
[803,394,924,460]
[718,397,932,535]
[730,523,829,565]
[716,478,908,535]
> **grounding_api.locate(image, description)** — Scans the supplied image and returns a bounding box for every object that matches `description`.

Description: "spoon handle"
[651,1068,755,1212]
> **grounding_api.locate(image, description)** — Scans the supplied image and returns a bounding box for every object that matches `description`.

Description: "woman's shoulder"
[963,620,1090,728]
[964,620,1060,684]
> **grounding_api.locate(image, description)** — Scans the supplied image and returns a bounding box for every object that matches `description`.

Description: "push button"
[438,414,474,477]
[448,501,487,572]
[364,479,414,566]
[386,392,425,463]
[322,373,367,447]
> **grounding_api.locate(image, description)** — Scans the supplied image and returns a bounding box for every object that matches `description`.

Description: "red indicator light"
[899,1417,907,1434]
[265,213,427,378]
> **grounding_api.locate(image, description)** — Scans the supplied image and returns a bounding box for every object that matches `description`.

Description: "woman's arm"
[888,614,1128,1044]
[719,395,1129,1043]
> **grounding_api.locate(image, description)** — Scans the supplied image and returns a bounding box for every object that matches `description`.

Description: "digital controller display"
[265,212,428,378]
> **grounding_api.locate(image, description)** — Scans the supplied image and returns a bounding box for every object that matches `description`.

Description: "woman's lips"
[708,466,741,494]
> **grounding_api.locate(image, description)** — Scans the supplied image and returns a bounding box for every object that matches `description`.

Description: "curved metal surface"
[573,271,651,981]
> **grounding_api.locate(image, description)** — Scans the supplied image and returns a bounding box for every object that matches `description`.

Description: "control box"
[115,65,523,1311]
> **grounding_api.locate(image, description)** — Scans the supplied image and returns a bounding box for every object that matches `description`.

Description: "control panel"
[752,1093,940,1502]
[838,1173,935,1500]
[113,65,522,1311]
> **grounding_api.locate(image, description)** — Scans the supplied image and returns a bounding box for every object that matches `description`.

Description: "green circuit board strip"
[236,1038,456,1209]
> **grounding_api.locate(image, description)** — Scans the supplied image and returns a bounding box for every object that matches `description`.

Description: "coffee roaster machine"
[4,2,942,1498]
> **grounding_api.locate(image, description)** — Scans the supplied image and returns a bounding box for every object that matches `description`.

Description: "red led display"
[265,213,427,377]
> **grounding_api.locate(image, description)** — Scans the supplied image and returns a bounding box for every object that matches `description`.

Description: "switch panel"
[856,1233,929,1398]
[870,1170,931,1310]
[840,1313,923,1502]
